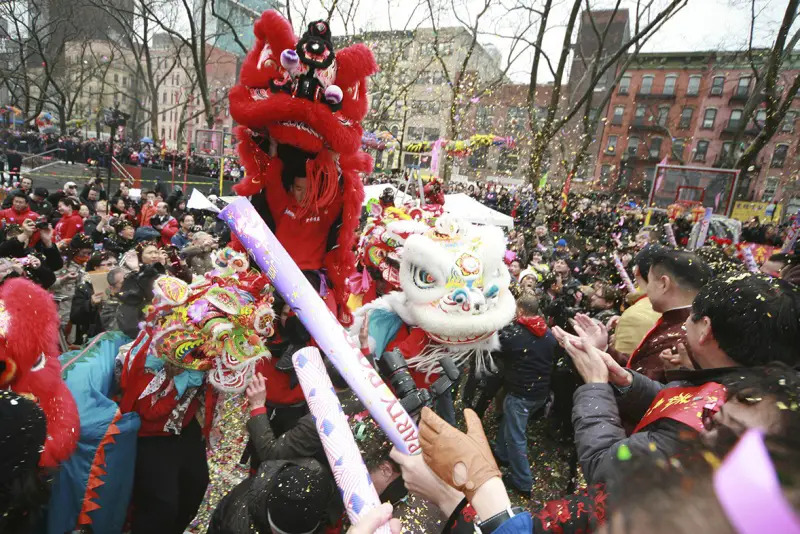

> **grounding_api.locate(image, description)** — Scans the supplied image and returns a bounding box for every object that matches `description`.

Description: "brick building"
[593,50,800,207]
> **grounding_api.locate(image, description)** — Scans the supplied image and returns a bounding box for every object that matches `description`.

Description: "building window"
[702,108,717,129]
[627,136,640,157]
[720,141,733,163]
[728,109,743,129]
[497,149,519,173]
[507,107,526,133]
[114,73,119,83]
[657,106,670,127]
[663,75,677,96]
[476,106,493,132]
[782,111,796,132]
[736,77,751,98]
[618,75,631,95]
[424,127,440,141]
[679,107,693,129]
[649,137,663,159]
[606,135,618,154]
[406,126,421,140]
[762,177,779,202]
[612,106,625,125]
[710,75,725,96]
[162,92,166,104]
[634,104,646,125]
[687,75,701,96]
[694,140,709,162]
[469,145,488,169]
[672,138,685,159]
[771,144,789,168]
[755,109,766,127]
[640,75,654,95]
[600,164,612,183]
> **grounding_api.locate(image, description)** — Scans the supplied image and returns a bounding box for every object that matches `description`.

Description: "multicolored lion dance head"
[139,255,276,393]
[352,211,516,378]
[0,278,79,467]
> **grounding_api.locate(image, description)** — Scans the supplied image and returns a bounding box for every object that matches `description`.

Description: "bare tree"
[512,0,687,185]
[424,0,532,180]
[564,0,683,182]
[720,0,800,180]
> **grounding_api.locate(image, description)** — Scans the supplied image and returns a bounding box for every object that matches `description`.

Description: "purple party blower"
[293,347,389,532]
[220,198,420,454]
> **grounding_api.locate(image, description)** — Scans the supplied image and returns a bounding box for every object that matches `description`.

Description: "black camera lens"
[378,349,418,399]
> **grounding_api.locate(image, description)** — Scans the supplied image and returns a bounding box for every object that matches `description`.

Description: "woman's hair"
[86,251,114,272]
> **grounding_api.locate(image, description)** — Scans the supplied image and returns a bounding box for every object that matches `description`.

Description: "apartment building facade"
[594,50,800,205]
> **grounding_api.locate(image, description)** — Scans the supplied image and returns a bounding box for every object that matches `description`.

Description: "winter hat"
[266,464,333,533]
[556,238,568,247]
[0,390,46,483]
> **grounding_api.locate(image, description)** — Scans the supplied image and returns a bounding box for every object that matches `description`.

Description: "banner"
[730,201,782,223]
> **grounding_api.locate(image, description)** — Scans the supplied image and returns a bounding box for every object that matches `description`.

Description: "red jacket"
[160,218,179,247]
[54,212,84,242]
[0,206,38,226]
[119,335,202,437]
[263,176,343,271]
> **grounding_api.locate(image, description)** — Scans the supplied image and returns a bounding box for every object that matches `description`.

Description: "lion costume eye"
[412,266,435,289]
[31,352,46,372]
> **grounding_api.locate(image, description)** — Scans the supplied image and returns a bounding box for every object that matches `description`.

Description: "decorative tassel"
[299,150,339,217]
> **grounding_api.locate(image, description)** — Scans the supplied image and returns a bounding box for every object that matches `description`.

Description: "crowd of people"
[0,128,243,184]
[0,158,799,534]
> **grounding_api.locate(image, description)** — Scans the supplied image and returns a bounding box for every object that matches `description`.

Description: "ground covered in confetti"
[187,395,580,533]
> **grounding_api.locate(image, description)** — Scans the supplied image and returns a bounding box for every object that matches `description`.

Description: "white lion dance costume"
[350,204,516,399]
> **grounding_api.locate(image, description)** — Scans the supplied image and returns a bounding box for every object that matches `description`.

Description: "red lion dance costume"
[0,278,79,467]
[229,10,377,326]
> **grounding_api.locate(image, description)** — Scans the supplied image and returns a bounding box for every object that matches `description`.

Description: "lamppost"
[102,102,130,193]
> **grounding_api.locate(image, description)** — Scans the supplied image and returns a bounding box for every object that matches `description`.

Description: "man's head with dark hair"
[702,363,800,452]
[31,187,48,202]
[9,191,28,213]
[264,465,333,534]
[762,253,798,278]
[646,249,712,313]
[516,294,540,317]
[695,246,745,277]
[687,273,800,369]
[632,244,664,287]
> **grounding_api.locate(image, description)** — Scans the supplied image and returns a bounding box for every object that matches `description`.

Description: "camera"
[35,216,49,229]
[377,348,460,416]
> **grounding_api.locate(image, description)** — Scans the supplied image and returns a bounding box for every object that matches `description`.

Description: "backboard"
[195,129,225,157]
[648,164,739,217]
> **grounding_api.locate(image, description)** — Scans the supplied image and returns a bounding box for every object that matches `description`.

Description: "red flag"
[560,172,573,212]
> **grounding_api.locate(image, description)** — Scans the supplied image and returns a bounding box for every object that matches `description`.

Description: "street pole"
[218,156,224,196]
[106,103,119,195]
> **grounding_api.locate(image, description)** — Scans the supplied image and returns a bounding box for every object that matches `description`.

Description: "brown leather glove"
[418,406,502,501]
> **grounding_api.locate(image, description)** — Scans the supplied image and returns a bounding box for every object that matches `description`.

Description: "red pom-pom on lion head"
[230,11,377,156]
[0,278,79,467]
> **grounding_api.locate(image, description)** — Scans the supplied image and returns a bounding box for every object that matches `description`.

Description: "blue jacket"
[171,230,190,249]
[495,512,533,534]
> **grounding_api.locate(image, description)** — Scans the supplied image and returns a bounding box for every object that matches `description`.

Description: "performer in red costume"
[0,278,80,468]
[228,10,377,427]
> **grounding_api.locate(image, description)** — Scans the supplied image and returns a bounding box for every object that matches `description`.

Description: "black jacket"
[496,319,557,401]
[207,413,341,534]
[0,237,61,288]
[118,263,165,338]
[70,281,103,343]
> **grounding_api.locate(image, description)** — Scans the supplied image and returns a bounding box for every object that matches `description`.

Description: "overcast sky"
[308,0,795,83]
